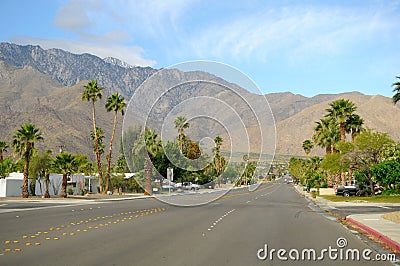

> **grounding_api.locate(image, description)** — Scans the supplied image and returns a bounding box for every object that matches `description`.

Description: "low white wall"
[318,188,335,195]
[35,174,63,196]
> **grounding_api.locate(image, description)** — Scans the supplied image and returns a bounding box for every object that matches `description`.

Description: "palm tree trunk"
[22,143,31,198]
[334,173,340,188]
[44,174,50,198]
[22,158,29,198]
[105,112,117,193]
[92,101,103,193]
[341,171,346,186]
[144,158,152,195]
[327,172,333,187]
[61,173,68,198]
[340,123,346,142]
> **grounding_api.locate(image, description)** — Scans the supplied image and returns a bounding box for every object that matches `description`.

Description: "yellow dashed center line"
[1,207,167,254]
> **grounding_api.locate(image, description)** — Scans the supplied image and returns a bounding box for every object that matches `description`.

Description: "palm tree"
[52,152,77,198]
[90,127,105,155]
[302,139,313,157]
[213,136,224,187]
[312,118,340,154]
[392,76,400,105]
[312,118,340,187]
[174,116,190,154]
[0,140,9,161]
[132,129,162,195]
[345,114,364,143]
[82,80,104,193]
[144,129,162,195]
[12,124,43,198]
[105,93,126,193]
[325,99,357,142]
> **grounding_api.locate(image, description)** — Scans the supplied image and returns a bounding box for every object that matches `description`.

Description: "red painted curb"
[347,217,400,254]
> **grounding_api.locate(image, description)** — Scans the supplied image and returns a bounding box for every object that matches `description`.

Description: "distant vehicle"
[335,185,360,197]
[162,184,176,191]
[286,179,293,184]
[176,182,200,191]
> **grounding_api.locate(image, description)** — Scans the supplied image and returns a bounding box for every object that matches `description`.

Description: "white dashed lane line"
[204,209,236,235]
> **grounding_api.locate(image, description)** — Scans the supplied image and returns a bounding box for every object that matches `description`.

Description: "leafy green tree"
[380,142,400,162]
[12,124,43,198]
[0,158,14,179]
[116,154,129,173]
[105,93,126,193]
[82,80,104,193]
[325,99,357,142]
[52,152,77,198]
[29,150,53,198]
[392,76,400,105]
[302,139,313,157]
[0,140,9,161]
[372,160,400,190]
[352,129,395,194]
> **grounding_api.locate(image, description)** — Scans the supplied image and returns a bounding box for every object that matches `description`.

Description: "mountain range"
[0,42,399,160]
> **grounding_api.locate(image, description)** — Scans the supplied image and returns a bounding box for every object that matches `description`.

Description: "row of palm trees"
[81,80,126,194]
[299,75,400,187]
[303,98,364,186]
[0,80,126,198]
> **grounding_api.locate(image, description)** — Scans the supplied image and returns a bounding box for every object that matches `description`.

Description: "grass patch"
[320,194,400,203]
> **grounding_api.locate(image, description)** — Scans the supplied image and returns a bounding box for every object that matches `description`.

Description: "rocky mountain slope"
[0,43,399,159]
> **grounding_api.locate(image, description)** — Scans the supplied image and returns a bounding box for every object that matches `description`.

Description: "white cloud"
[54,0,100,32]
[183,5,399,65]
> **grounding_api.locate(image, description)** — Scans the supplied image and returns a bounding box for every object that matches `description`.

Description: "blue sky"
[0,0,399,97]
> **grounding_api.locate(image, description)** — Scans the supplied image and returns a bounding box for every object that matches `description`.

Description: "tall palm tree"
[132,129,162,195]
[325,99,357,142]
[144,129,162,195]
[302,139,313,157]
[392,76,400,105]
[213,136,224,187]
[312,118,340,154]
[105,93,126,193]
[174,116,190,154]
[0,140,9,161]
[312,118,340,187]
[82,80,104,193]
[12,124,43,198]
[345,114,364,143]
[52,152,77,198]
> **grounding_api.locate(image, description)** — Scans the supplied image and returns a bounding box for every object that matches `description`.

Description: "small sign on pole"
[167,167,173,181]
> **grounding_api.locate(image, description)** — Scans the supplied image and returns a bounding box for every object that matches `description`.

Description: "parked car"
[335,185,360,197]
[176,182,200,191]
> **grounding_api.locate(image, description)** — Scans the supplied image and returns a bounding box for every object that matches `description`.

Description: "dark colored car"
[335,185,360,197]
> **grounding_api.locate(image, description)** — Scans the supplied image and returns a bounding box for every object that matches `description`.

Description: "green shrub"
[67,187,74,195]
[381,189,400,195]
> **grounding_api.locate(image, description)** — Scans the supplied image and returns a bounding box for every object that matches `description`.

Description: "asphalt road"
[0,180,395,265]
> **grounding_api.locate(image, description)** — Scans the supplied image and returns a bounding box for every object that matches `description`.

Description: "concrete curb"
[346,216,400,255]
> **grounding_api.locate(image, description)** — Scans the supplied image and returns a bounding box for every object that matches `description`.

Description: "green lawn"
[320,194,400,203]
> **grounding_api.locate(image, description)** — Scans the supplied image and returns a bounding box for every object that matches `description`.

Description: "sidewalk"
[293,185,400,255]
